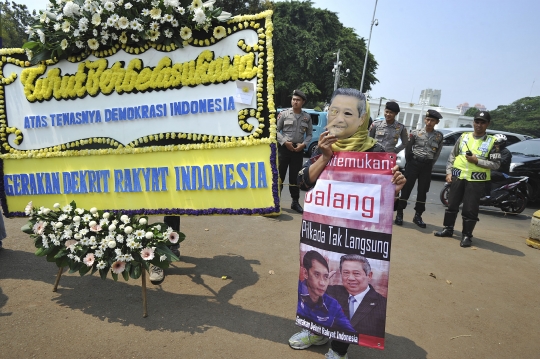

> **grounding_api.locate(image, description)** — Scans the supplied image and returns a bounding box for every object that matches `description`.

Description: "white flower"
[155,224,161,231]
[149,7,161,19]
[89,221,97,227]
[108,240,116,248]
[160,254,167,262]
[120,214,130,224]
[150,21,160,30]
[116,234,124,243]
[180,26,191,40]
[151,0,160,6]
[54,23,61,31]
[168,231,179,244]
[109,224,116,231]
[171,19,179,27]
[104,1,115,11]
[175,6,185,15]
[25,25,34,35]
[216,11,232,22]
[89,207,98,214]
[164,0,178,7]
[118,16,129,29]
[124,226,133,234]
[131,34,139,42]
[190,0,203,10]
[61,21,71,32]
[74,233,82,240]
[141,8,150,16]
[193,8,206,25]
[124,2,132,9]
[91,13,101,26]
[55,222,63,229]
[97,260,107,269]
[139,218,147,225]
[88,38,99,50]
[145,232,154,239]
[213,26,225,39]
[63,2,80,17]
[58,214,68,221]
[106,17,116,27]
[73,216,81,222]
[43,208,51,215]
[141,247,155,261]
[164,29,173,38]
[25,201,33,215]
[37,29,46,44]
[62,204,73,213]
[76,208,85,215]
[134,229,145,238]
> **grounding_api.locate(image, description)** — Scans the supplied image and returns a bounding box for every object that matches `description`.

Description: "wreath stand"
[52,266,149,317]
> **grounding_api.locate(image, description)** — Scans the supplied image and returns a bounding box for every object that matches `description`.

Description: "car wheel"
[308,142,318,157]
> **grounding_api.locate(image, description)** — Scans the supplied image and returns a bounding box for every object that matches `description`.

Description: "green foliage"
[0,1,35,48]
[464,107,479,117]
[490,96,540,138]
[272,1,377,107]
[220,0,272,14]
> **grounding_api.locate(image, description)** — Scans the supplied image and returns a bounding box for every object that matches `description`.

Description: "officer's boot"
[413,212,426,228]
[460,218,477,248]
[434,211,458,237]
[395,210,403,226]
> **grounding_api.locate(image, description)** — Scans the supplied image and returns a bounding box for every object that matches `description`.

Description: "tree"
[490,96,540,138]
[271,1,377,108]
[464,107,479,117]
[0,1,35,48]
[220,0,272,15]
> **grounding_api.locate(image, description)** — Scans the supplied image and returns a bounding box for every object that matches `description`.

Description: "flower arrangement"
[21,200,185,280]
[22,0,232,64]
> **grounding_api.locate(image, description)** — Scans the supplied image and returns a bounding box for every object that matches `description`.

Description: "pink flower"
[90,224,102,232]
[141,247,155,261]
[33,221,46,235]
[83,253,95,267]
[65,239,78,248]
[168,231,179,244]
[111,261,126,274]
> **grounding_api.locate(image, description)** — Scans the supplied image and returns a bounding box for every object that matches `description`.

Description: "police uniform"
[276,90,313,211]
[369,101,408,153]
[396,109,444,227]
[435,111,501,247]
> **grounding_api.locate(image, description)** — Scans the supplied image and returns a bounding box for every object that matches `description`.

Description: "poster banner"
[295,151,395,350]
[0,10,279,217]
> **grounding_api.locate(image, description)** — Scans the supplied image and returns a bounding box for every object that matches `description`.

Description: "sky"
[20,0,540,110]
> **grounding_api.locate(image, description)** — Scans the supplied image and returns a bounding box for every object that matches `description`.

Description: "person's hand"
[465,153,478,164]
[295,143,306,152]
[318,130,338,160]
[391,165,406,193]
[285,141,295,151]
[445,174,452,183]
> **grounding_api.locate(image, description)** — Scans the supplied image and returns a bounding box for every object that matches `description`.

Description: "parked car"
[508,138,540,202]
[276,108,328,156]
[396,128,529,175]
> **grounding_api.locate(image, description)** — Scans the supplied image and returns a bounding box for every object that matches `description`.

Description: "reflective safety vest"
[452,133,496,181]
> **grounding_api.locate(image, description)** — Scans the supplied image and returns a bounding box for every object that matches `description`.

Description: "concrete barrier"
[526,210,540,249]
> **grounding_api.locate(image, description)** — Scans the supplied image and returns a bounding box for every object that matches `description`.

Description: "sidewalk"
[1,198,539,358]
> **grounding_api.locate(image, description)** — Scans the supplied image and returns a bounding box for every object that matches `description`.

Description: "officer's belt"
[412,155,433,164]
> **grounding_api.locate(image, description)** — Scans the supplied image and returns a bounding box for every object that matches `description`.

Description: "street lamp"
[332,49,350,91]
[359,0,379,94]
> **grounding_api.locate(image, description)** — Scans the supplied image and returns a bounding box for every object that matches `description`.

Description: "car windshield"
[507,140,540,157]
[438,129,451,135]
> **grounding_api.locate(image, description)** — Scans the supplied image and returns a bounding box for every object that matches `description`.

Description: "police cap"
[426,109,443,120]
[474,111,491,122]
[385,101,400,113]
[292,89,307,102]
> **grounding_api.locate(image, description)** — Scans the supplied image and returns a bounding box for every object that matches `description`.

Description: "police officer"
[434,111,501,247]
[369,101,408,153]
[277,89,313,213]
[395,109,444,227]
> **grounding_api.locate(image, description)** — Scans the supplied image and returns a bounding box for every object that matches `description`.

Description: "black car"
[508,139,540,202]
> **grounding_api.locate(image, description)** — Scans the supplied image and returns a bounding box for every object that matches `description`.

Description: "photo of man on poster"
[297,250,355,333]
[327,254,387,338]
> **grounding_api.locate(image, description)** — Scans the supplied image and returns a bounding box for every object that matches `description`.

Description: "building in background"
[369,98,473,131]
[419,89,441,106]
[456,102,487,114]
